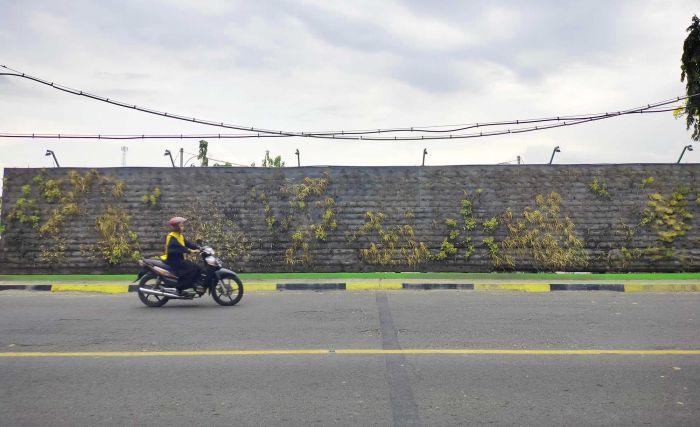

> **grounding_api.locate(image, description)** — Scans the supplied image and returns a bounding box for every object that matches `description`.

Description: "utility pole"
[179,147,184,167]
[295,149,300,167]
[422,148,428,166]
[121,146,128,167]
[517,155,521,165]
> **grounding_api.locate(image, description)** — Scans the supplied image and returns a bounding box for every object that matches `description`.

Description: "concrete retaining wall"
[1,164,698,273]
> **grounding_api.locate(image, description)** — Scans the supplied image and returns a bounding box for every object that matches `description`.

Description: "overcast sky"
[1,0,699,187]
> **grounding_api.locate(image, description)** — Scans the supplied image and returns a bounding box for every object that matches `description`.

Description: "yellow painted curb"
[51,284,129,294]
[624,284,700,292]
[475,283,550,293]
[380,283,403,290]
[244,283,277,292]
[346,283,382,291]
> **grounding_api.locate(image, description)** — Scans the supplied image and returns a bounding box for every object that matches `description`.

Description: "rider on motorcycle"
[161,217,201,295]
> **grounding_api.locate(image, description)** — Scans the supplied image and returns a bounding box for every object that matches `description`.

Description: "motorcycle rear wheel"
[137,274,170,307]
[211,275,243,306]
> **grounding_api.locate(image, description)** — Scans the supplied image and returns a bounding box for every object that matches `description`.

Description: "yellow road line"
[1,349,698,358]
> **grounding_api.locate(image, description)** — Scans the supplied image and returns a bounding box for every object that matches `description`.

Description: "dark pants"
[167,261,202,291]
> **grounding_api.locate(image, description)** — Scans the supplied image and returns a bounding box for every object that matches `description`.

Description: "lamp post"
[422,148,428,166]
[164,150,176,167]
[45,150,60,167]
[677,145,693,163]
[295,149,300,167]
[548,146,561,164]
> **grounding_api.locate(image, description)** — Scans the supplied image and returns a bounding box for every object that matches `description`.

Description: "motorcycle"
[135,246,243,307]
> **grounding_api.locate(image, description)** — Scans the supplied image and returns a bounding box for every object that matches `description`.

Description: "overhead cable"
[0,64,695,141]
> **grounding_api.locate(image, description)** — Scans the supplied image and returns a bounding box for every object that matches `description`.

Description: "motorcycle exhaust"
[138,287,187,299]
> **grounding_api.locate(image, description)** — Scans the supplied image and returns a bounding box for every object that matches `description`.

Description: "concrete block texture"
[1,164,698,273]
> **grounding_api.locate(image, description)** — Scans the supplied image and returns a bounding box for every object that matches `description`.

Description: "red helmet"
[167,217,187,230]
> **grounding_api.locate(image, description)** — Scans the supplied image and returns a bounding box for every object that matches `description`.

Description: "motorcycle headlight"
[205,256,221,266]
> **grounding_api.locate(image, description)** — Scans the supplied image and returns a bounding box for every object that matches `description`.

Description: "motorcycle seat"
[143,259,175,271]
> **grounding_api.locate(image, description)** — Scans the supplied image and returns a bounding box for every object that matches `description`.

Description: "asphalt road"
[0,291,698,426]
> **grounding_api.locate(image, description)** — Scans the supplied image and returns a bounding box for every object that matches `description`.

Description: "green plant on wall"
[141,187,161,206]
[254,173,337,267]
[482,217,499,233]
[6,169,136,265]
[183,201,252,265]
[436,190,484,261]
[281,176,329,211]
[639,185,694,261]
[94,206,141,265]
[589,177,610,198]
[640,176,655,188]
[482,237,500,263]
[498,192,589,271]
[352,210,431,266]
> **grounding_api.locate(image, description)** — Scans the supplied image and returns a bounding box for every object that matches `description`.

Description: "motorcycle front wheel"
[211,274,243,306]
[137,273,170,307]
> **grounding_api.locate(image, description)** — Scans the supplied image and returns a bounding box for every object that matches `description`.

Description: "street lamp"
[677,145,693,163]
[295,149,300,167]
[45,150,60,167]
[164,150,176,167]
[422,148,428,166]
[548,146,561,164]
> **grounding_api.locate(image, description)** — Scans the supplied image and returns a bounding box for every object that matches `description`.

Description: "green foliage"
[261,150,285,167]
[94,206,141,265]
[352,210,431,267]
[459,196,477,230]
[8,198,40,227]
[8,170,131,265]
[40,238,66,265]
[589,177,610,198]
[42,179,62,201]
[640,176,655,188]
[681,15,700,140]
[482,217,499,233]
[141,187,161,206]
[463,238,475,260]
[482,237,500,261]
[184,201,252,265]
[285,227,312,265]
[639,186,693,260]
[281,176,328,210]
[499,192,589,271]
[433,238,457,261]
[261,174,336,266]
[198,140,209,167]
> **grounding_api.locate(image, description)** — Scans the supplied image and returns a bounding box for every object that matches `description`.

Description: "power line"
[0,107,683,141]
[0,64,694,141]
